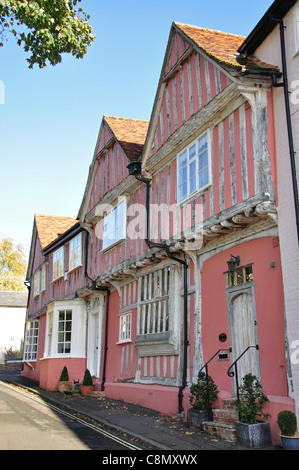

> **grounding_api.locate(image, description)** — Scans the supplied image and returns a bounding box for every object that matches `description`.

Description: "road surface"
[0,381,142,450]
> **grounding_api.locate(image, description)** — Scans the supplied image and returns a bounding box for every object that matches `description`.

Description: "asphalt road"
[0,381,142,451]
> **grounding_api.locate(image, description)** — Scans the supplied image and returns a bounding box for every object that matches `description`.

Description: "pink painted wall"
[201,236,294,444]
[39,357,87,391]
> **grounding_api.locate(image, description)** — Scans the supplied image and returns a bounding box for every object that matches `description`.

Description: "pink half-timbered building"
[22,17,296,445]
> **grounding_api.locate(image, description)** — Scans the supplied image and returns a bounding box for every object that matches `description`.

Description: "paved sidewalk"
[0,371,278,451]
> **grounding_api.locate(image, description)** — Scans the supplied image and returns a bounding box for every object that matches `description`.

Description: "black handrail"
[199,349,231,421]
[227,345,259,420]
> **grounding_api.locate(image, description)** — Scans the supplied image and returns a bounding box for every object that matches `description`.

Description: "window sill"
[135,332,178,357]
[117,339,132,345]
[101,237,125,254]
[177,183,212,207]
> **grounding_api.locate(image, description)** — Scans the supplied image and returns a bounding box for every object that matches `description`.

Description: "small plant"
[59,366,69,382]
[235,373,270,424]
[189,371,219,411]
[82,368,93,386]
[278,410,297,437]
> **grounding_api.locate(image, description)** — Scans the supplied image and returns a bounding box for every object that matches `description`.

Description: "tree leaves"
[0,238,27,291]
[0,0,95,68]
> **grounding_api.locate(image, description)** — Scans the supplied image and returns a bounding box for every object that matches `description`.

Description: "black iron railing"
[199,349,231,421]
[227,345,259,420]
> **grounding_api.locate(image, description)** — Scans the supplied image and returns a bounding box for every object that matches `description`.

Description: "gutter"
[128,162,189,415]
[83,228,110,391]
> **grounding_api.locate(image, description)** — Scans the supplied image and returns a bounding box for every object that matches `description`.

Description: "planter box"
[235,421,271,448]
[280,433,299,450]
[189,409,209,430]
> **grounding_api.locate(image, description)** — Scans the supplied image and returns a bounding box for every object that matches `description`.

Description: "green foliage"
[277,410,297,437]
[235,373,270,424]
[0,0,95,68]
[59,366,69,382]
[0,238,27,291]
[82,368,93,386]
[189,371,219,411]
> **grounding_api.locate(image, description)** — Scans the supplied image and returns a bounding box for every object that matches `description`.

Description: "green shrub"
[59,366,69,382]
[189,371,219,411]
[277,410,297,436]
[83,369,93,386]
[235,373,270,424]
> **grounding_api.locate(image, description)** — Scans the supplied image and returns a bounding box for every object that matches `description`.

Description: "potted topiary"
[234,373,271,448]
[277,410,299,450]
[57,366,72,393]
[188,371,219,429]
[80,368,95,397]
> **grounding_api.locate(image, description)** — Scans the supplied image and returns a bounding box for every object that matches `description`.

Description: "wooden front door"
[227,286,260,392]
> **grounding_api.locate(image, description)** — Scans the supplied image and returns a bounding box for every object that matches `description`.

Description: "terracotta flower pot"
[80,385,95,397]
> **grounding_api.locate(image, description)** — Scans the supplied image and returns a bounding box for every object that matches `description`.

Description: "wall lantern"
[227,254,240,273]
[127,160,142,176]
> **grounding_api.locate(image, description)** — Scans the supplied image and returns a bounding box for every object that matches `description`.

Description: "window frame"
[57,309,72,355]
[69,233,82,272]
[135,261,180,357]
[53,246,64,281]
[23,320,39,361]
[102,198,126,251]
[119,311,132,343]
[176,131,211,204]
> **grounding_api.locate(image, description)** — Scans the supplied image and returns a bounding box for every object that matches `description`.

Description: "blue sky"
[0,0,274,260]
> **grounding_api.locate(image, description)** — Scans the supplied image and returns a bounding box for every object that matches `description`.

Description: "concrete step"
[202,420,237,442]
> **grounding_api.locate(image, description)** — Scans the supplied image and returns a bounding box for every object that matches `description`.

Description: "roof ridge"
[174,21,246,39]
[104,115,149,123]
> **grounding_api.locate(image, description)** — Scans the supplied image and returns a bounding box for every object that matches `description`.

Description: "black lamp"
[127,160,142,176]
[227,254,240,273]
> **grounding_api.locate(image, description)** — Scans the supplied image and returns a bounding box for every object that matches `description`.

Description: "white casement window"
[119,312,132,343]
[47,311,53,356]
[45,300,86,359]
[41,264,46,291]
[177,132,210,203]
[69,233,82,271]
[33,264,46,297]
[23,320,39,361]
[102,199,126,250]
[53,246,64,280]
[34,270,40,297]
[57,309,72,354]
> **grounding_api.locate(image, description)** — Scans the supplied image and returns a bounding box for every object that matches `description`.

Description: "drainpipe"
[271,16,299,245]
[83,228,110,391]
[128,162,189,414]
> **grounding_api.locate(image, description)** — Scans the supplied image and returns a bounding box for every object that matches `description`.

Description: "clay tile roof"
[104,115,149,161]
[35,214,78,249]
[174,22,246,68]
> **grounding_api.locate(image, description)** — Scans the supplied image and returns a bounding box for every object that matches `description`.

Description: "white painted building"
[0,291,28,364]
